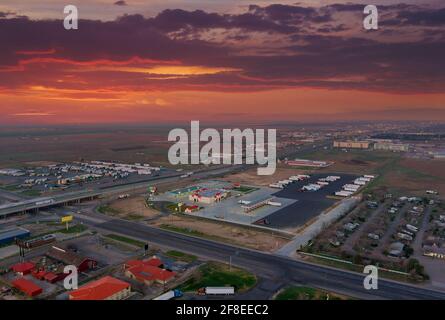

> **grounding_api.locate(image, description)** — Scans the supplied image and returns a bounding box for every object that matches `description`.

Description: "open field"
[290,148,444,196]
[274,286,349,300]
[178,262,257,293]
[221,167,308,186]
[0,126,173,168]
[104,197,162,220]
[151,215,288,252]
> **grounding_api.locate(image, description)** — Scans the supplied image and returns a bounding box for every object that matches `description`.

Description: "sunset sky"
[1,0,445,124]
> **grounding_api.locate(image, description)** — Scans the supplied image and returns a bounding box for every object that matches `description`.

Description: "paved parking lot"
[255,173,359,229]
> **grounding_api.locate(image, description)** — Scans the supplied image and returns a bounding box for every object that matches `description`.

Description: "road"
[0,165,245,218]
[80,215,445,300]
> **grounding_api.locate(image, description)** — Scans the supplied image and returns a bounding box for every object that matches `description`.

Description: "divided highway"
[94,218,445,300]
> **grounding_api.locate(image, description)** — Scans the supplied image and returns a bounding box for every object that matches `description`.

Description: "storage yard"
[146,173,374,234]
[0,161,164,202]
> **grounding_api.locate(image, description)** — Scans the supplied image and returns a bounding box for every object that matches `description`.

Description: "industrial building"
[374,142,409,152]
[46,246,97,272]
[285,159,333,168]
[0,227,30,245]
[189,189,230,204]
[333,140,371,149]
[11,262,35,276]
[69,276,131,300]
[12,278,43,297]
[124,257,176,285]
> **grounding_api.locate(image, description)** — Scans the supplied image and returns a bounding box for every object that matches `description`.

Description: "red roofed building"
[124,258,175,285]
[12,278,42,297]
[11,262,35,276]
[69,276,131,300]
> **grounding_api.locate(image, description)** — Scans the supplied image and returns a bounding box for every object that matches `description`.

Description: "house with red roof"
[69,276,131,300]
[11,262,35,276]
[12,278,42,297]
[124,257,176,285]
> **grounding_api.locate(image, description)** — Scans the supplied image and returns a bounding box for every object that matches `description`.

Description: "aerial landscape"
[0,0,444,308]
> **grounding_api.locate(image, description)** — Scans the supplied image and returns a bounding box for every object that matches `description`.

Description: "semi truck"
[198,287,235,296]
[153,289,183,300]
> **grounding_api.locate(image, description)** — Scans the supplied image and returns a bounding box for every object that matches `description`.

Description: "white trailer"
[267,201,282,207]
[269,183,284,189]
[335,191,352,197]
[364,175,375,179]
[205,287,235,295]
[406,224,418,233]
[397,233,413,241]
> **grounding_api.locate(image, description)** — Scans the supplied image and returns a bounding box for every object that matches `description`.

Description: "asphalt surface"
[91,218,445,300]
[257,173,359,228]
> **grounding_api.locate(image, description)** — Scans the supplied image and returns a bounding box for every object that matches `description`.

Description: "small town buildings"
[46,246,97,272]
[333,141,370,149]
[69,276,131,300]
[374,142,409,152]
[124,257,176,285]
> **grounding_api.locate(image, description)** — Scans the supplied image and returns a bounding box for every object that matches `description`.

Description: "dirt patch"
[221,167,308,186]
[108,197,162,219]
[150,214,288,252]
[25,161,59,167]
[379,158,445,195]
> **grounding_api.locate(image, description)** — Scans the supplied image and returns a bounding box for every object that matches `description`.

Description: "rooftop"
[69,276,130,300]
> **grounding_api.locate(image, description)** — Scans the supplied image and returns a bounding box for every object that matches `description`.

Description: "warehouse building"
[333,141,371,149]
[12,278,43,297]
[124,257,176,285]
[46,246,97,272]
[0,227,30,245]
[69,276,131,300]
[374,142,409,152]
[189,189,230,204]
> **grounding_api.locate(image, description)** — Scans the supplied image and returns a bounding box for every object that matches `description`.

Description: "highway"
[89,217,445,300]
[0,165,244,218]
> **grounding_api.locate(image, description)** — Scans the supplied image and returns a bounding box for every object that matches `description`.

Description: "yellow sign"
[61,215,73,223]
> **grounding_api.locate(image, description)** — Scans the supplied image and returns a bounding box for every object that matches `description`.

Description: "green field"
[274,286,346,300]
[165,250,198,263]
[233,185,258,194]
[59,224,88,234]
[178,262,257,293]
[97,205,121,215]
[104,234,145,247]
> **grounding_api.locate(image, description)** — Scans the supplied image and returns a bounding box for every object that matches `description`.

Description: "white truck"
[201,287,235,295]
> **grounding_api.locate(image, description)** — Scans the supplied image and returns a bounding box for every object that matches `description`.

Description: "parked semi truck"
[198,287,235,296]
[153,289,183,300]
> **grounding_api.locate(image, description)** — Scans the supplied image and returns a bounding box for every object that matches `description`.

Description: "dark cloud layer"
[1,3,445,94]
